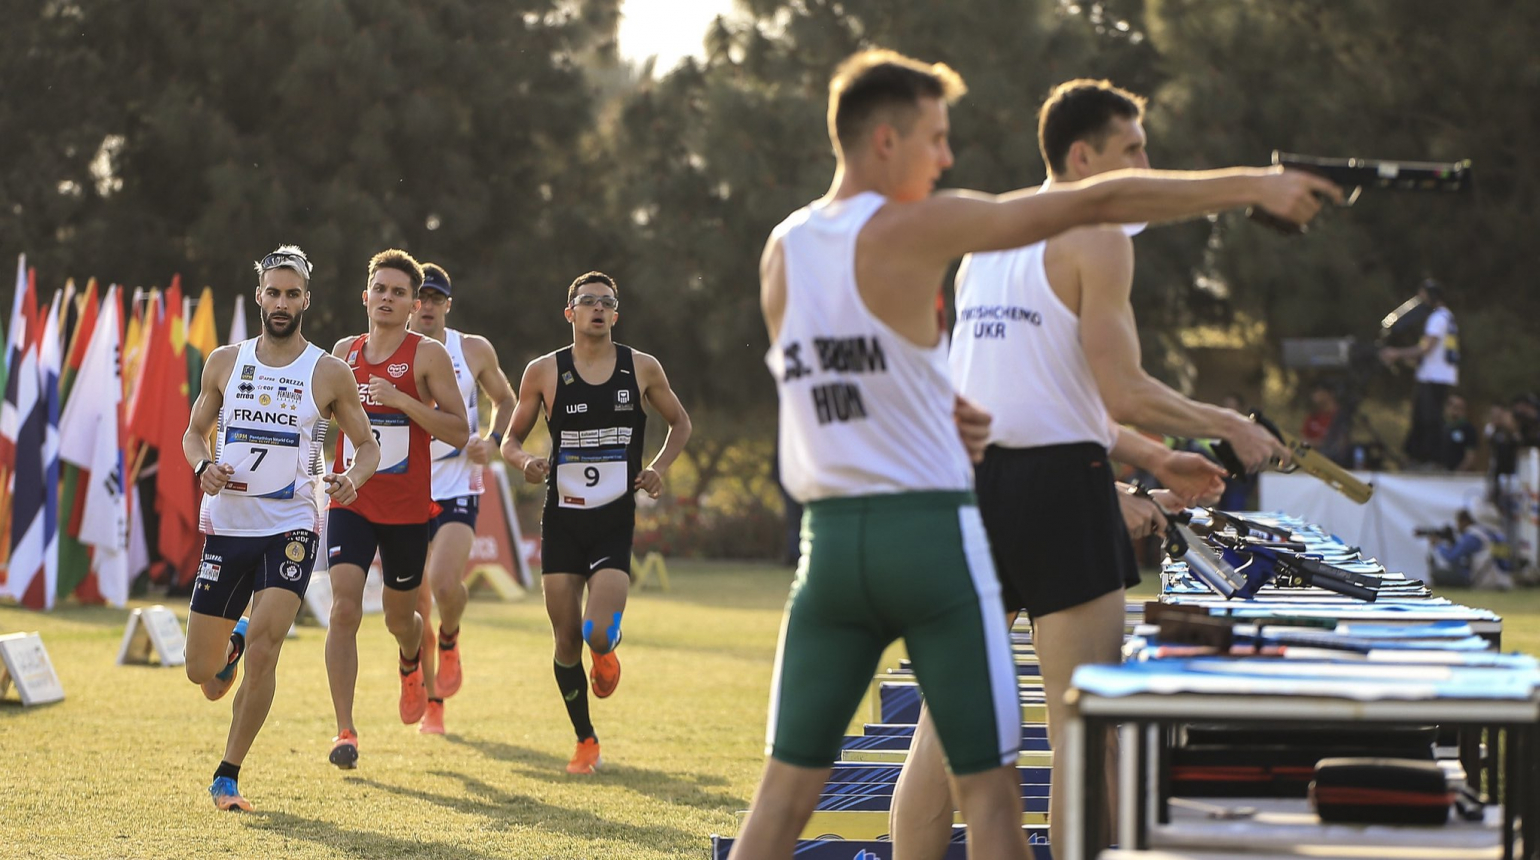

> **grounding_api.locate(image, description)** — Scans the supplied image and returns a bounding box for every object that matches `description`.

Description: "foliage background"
[4,0,1535,556]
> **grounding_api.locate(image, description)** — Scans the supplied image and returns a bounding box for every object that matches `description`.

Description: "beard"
[261,307,304,339]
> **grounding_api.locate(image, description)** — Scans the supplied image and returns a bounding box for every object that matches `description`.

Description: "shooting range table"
[1062,659,1540,860]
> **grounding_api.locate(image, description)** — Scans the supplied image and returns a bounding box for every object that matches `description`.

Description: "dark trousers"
[1404,381,1452,465]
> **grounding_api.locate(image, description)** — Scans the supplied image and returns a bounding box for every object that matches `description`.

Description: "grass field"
[3,563,1539,860]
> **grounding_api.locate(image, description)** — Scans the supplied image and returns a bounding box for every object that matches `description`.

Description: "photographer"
[1423,508,1513,591]
[1381,280,1458,467]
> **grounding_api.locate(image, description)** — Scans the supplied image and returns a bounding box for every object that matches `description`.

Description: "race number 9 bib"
[222,427,302,498]
[555,447,628,509]
[342,412,412,474]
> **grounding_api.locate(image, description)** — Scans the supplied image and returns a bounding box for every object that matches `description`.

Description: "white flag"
[58,287,122,469]
[228,300,248,344]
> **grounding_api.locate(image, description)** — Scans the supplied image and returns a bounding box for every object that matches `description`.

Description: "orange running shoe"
[419,699,445,735]
[590,649,621,699]
[329,729,359,769]
[208,776,253,811]
[436,630,462,698]
[399,658,428,724]
[566,737,602,774]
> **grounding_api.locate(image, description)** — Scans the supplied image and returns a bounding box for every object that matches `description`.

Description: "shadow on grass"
[442,733,748,810]
[349,772,702,851]
[244,809,510,860]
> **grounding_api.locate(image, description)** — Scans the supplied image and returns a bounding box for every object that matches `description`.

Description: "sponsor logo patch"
[236,381,255,399]
[614,389,634,412]
[328,546,342,558]
[259,393,271,406]
[563,495,585,506]
[561,371,575,385]
[285,541,307,562]
[279,561,303,581]
[241,365,255,381]
[386,362,409,378]
[197,560,222,582]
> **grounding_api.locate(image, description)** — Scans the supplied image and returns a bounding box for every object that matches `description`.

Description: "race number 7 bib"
[555,447,628,509]
[342,412,412,474]
[222,427,302,498]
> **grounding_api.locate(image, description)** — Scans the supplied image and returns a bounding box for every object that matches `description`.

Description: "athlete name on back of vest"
[958,305,1042,339]
[781,336,888,426]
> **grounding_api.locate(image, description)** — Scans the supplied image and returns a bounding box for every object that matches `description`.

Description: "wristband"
[489,430,504,446]
[195,459,213,479]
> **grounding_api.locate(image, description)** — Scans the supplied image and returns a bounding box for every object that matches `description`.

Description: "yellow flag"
[187,287,219,359]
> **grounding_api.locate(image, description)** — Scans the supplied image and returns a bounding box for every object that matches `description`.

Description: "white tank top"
[767,192,973,503]
[200,339,327,536]
[429,329,483,499]
[950,240,1115,450]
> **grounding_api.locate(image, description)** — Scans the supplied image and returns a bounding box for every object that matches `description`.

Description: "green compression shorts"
[766,490,1020,776]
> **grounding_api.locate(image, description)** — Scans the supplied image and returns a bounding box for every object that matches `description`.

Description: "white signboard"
[116,605,187,667]
[0,632,66,705]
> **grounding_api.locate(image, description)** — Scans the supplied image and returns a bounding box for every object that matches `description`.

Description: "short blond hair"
[828,49,967,152]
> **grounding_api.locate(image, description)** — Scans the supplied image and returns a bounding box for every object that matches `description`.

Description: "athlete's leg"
[427,521,473,639]
[222,587,301,765]
[545,573,586,665]
[891,706,957,860]
[325,562,367,734]
[581,568,629,654]
[892,606,1019,860]
[416,584,437,696]
[726,760,832,860]
[952,765,1031,860]
[1032,587,1125,853]
[186,612,240,685]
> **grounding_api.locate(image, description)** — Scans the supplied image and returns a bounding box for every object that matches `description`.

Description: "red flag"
[125,277,199,586]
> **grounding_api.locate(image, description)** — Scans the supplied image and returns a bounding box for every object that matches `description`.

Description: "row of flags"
[0,255,250,610]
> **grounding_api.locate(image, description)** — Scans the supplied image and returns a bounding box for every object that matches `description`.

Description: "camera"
[1413,525,1456,543]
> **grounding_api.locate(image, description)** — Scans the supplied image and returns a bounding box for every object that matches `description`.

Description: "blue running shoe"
[201,617,248,702]
[209,776,252,811]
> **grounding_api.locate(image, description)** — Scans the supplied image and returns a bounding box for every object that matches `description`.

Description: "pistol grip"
[1246,205,1307,235]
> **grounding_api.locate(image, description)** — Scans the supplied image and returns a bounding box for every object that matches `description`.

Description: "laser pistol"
[1249,151,1473,235]
[1212,411,1374,504]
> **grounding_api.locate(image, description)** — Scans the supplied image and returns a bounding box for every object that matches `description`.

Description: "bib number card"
[343,412,412,474]
[556,448,627,509]
[222,426,301,498]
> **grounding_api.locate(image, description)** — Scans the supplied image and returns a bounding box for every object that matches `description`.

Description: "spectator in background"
[1440,394,1477,471]
[1381,279,1458,467]
[1425,507,1514,591]
[1485,402,1522,533]
[1300,384,1338,447]
[1512,393,1540,447]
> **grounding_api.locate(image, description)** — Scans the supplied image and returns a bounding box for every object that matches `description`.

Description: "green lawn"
[0,561,799,860]
[2,563,1537,859]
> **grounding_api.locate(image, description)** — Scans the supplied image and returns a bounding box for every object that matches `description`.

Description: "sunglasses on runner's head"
[259,251,313,278]
[571,294,619,310]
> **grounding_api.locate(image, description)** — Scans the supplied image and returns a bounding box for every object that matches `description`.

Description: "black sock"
[554,659,594,740]
[429,697,444,705]
[214,761,241,782]
[400,650,420,676]
[226,628,246,666]
[439,627,459,649]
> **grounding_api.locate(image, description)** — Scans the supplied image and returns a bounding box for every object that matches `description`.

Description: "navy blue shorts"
[429,495,480,541]
[326,508,429,591]
[189,530,319,620]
